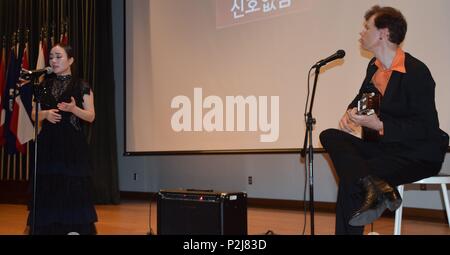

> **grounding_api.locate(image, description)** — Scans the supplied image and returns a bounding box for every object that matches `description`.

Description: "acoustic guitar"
[357,92,381,142]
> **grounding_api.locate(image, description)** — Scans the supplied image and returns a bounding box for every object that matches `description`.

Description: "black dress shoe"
[349,176,402,226]
[369,176,402,211]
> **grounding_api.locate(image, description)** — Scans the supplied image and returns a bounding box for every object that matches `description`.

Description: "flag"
[3,49,19,154]
[9,87,34,154]
[36,41,45,83]
[60,31,68,45]
[50,26,55,49]
[0,46,6,145]
[42,37,49,65]
[61,22,69,45]
[9,44,34,154]
[21,43,29,70]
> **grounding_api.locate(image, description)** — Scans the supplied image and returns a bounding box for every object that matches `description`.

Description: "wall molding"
[120,191,449,224]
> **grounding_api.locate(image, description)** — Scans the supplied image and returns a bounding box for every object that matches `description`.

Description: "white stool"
[394,174,450,235]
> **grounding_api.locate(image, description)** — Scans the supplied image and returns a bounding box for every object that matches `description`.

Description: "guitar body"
[357,92,382,142]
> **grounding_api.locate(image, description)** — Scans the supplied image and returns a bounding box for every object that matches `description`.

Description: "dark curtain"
[0,0,120,204]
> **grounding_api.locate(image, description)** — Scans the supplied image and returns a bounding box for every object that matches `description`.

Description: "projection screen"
[125,0,450,154]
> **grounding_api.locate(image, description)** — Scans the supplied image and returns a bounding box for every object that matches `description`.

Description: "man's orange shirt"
[371,48,406,135]
[372,48,406,96]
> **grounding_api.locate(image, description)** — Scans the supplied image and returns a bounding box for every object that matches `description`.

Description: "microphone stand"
[30,75,41,235]
[301,66,321,236]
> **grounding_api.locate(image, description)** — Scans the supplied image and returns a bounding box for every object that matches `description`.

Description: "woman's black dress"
[27,75,98,234]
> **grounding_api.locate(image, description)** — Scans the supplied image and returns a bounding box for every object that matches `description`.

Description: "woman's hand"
[46,109,62,124]
[57,97,76,113]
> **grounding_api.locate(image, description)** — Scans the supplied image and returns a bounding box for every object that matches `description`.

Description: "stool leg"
[440,183,450,227]
[394,185,404,235]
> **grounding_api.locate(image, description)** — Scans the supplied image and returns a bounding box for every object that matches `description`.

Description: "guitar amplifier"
[157,189,247,235]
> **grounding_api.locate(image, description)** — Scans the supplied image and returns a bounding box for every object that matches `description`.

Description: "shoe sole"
[349,202,387,226]
[349,197,402,226]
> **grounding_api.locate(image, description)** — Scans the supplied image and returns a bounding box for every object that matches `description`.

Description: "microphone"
[20,67,53,78]
[312,50,346,68]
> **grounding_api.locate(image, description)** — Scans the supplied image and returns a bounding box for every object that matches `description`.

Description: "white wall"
[112,0,450,210]
[124,0,450,153]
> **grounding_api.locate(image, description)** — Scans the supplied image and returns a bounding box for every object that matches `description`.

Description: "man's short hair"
[365,5,407,45]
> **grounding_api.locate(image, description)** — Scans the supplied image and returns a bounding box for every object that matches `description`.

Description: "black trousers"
[319,129,441,235]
